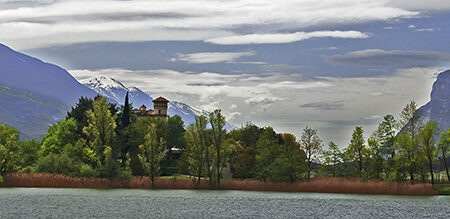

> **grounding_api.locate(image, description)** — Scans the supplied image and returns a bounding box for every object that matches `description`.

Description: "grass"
[0,173,437,196]
[434,186,450,195]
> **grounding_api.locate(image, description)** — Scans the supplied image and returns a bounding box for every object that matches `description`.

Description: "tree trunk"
[307,159,311,180]
[420,168,425,183]
[217,146,220,187]
[443,152,450,182]
[428,156,434,185]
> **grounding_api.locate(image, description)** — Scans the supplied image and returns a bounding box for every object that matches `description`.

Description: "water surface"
[0,188,448,218]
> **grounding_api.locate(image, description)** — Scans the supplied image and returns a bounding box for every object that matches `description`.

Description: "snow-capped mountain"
[81,76,237,130]
[80,76,153,108]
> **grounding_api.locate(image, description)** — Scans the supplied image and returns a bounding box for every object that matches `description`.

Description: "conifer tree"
[121,92,130,128]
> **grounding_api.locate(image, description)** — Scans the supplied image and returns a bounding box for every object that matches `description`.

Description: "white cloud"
[408,24,416,28]
[327,49,450,67]
[69,66,443,147]
[205,31,369,45]
[416,28,435,32]
[69,68,329,112]
[171,51,255,64]
[387,0,450,11]
[0,0,419,49]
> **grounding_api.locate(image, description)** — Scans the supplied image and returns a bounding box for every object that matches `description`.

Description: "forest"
[0,94,449,188]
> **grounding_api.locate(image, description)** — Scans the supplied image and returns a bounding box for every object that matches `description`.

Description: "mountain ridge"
[417,69,450,132]
[81,76,237,130]
[0,43,97,105]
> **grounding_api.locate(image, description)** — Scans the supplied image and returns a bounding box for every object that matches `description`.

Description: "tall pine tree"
[121,92,131,128]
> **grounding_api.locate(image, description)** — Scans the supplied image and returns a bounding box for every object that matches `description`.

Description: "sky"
[1,0,449,147]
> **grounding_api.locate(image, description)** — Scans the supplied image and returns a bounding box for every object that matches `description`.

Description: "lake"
[0,188,448,218]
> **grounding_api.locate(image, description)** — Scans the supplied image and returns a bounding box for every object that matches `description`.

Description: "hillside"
[0,83,69,139]
[0,43,96,105]
[418,70,450,132]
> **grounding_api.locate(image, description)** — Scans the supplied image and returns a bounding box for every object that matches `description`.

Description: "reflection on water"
[0,188,448,218]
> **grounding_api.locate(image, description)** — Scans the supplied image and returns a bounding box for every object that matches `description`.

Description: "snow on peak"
[81,76,127,90]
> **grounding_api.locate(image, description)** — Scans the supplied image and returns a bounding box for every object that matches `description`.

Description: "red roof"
[153,96,169,102]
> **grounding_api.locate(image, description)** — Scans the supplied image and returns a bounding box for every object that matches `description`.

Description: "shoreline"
[0,173,441,196]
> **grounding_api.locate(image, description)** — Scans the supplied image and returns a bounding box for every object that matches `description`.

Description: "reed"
[0,174,436,196]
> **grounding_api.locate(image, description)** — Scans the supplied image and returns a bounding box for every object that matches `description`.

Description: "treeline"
[0,95,449,186]
[321,101,449,184]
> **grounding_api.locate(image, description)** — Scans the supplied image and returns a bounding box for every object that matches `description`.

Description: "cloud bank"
[327,49,450,67]
[171,51,255,64]
[205,31,369,45]
[0,0,419,49]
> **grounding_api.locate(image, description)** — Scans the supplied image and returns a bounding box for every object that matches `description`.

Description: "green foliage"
[83,97,117,167]
[138,124,167,184]
[209,109,226,185]
[18,139,40,168]
[255,128,306,183]
[127,117,166,176]
[321,141,342,177]
[366,138,384,180]
[0,123,20,179]
[300,126,322,180]
[34,152,84,177]
[230,123,261,179]
[79,163,99,178]
[179,115,214,184]
[121,92,131,128]
[438,128,450,182]
[67,96,94,136]
[40,118,78,156]
[347,126,366,178]
[166,115,187,151]
[419,121,438,184]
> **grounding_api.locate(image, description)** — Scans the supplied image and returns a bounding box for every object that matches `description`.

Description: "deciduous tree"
[138,124,166,186]
[438,128,450,182]
[300,126,322,180]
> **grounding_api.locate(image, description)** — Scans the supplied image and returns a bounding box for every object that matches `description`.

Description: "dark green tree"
[165,115,186,160]
[121,92,131,128]
[322,141,342,177]
[347,126,366,178]
[229,122,261,179]
[66,96,94,136]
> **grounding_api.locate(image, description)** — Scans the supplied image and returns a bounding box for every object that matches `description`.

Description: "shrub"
[79,164,99,178]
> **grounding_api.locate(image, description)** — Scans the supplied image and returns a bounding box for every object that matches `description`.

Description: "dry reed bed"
[0,173,436,196]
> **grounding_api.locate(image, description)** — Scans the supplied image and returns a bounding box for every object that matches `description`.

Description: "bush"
[79,164,99,178]
[117,169,132,181]
[34,153,82,177]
